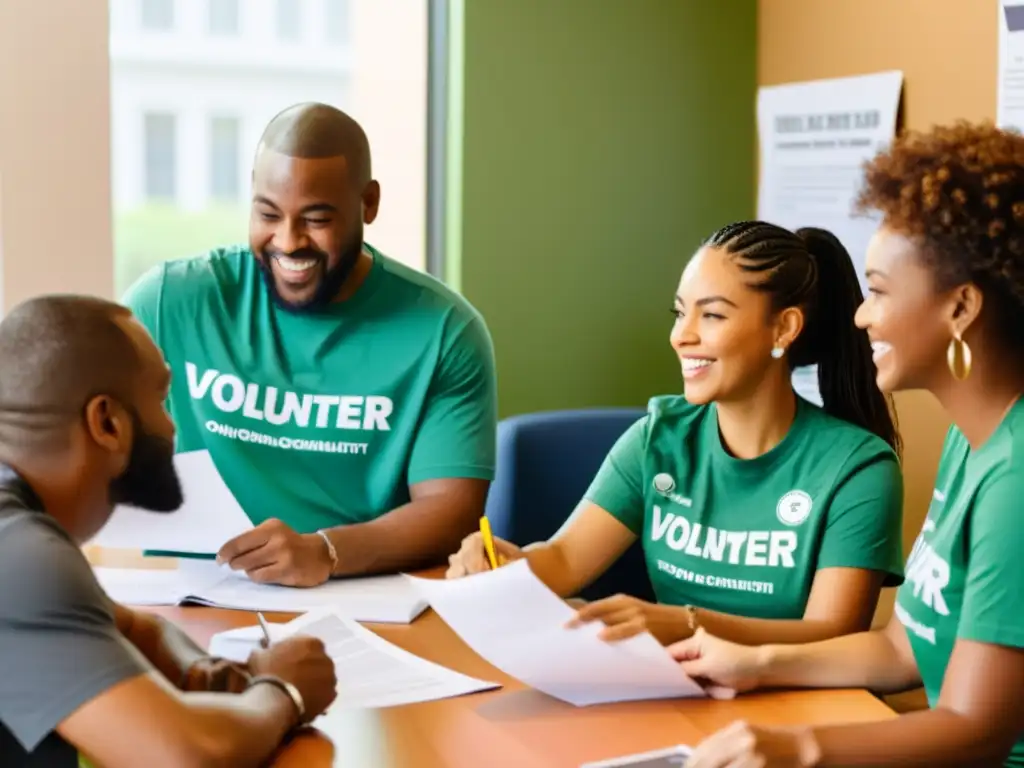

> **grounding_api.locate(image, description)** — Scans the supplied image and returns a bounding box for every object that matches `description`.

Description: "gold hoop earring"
[947,334,973,381]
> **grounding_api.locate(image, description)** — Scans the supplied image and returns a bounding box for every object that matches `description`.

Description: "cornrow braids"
[857,121,1024,355]
[704,221,901,455]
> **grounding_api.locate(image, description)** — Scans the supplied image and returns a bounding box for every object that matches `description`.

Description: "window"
[324,0,350,44]
[110,1,430,297]
[209,117,241,201]
[140,0,174,31]
[144,112,177,201]
[276,0,302,42]
[208,0,239,36]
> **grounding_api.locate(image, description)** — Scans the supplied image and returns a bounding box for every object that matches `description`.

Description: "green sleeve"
[958,470,1024,648]
[119,263,167,342]
[407,315,497,485]
[582,416,648,534]
[816,453,905,586]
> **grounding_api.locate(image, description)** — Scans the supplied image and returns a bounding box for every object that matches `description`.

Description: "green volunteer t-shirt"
[895,399,1024,767]
[121,244,497,544]
[584,395,904,619]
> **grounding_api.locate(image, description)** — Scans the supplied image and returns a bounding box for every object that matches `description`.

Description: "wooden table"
[140,603,897,768]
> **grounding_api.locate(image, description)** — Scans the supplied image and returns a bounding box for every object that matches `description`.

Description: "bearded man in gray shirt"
[0,295,338,768]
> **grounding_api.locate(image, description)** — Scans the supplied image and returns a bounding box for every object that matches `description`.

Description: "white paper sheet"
[756,71,903,405]
[282,607,500,709]
[407,561,705,707]
[88,450,254,554]
[92,565,220,606]
[208,623,290,662]
[92,562,429,624]
[999,1,1024,130]
[186,573,429,624]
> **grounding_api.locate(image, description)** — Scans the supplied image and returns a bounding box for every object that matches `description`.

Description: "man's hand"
[180,656,252,693]
[217,519,333,587]
[686,721,821,768]
[565,594,691,644]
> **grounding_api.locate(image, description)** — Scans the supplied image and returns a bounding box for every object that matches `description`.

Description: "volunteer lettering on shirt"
[122,244,497,534]
[582,395,905,619]
[892,400,1024,765]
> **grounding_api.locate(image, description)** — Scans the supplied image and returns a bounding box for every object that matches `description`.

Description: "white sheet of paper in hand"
[281,607,500,709]
[88,450,253,554]
[407,560,705,706]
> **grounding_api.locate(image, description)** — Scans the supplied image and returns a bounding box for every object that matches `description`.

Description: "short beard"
[258,230,364,314]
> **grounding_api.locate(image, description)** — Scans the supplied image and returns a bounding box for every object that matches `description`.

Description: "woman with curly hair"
[673,121,1024,767]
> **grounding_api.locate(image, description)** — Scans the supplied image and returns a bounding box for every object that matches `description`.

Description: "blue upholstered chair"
[483,408,656,603]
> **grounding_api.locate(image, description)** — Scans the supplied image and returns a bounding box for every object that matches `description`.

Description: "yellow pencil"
[479,515,499,570]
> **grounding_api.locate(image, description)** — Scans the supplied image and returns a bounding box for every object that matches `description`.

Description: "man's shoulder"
[372,246,486,329]
[122,245,249,311]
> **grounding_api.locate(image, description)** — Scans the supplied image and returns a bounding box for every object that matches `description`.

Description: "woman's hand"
[686,721,821,768]
[668,628,766,699]
[566,594,691,644]
[445,531,523,577]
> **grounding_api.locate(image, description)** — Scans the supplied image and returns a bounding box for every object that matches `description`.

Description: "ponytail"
[796,227,901,456]
[703,220,901,456]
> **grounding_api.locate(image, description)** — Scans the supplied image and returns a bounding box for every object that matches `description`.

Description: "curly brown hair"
[856,121,1024,351]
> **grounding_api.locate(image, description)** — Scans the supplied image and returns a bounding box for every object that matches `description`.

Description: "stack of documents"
[93,562,428,624]
[276,607,500,709]
[408,560,706,706]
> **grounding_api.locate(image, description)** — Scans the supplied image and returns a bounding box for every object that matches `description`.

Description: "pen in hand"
[256,611,273,649]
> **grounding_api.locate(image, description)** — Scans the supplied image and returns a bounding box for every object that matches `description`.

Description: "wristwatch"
[316,529,339,575]
[248,674,306,724]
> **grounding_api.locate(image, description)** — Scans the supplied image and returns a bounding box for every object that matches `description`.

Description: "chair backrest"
[484,407,656,603]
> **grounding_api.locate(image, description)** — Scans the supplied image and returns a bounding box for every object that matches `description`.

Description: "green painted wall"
[448,0,757,417]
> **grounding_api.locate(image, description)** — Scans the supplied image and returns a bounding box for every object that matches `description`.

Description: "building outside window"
[140,0,174,31]
[209,116,241,201]
[109,0,429,296]
[208,0,239,36]
[143,112,177,200]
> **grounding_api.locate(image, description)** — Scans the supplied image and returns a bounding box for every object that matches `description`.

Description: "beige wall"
[0,0,114,313]
[758,0,995,630]
[350,1,428,268]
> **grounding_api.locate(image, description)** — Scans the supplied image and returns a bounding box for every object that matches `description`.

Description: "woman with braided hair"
[447,205,906,648]
[677,122,1024,767]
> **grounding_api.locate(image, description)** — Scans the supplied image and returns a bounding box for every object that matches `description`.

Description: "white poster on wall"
[998,0,1024,130]
[755,70,903,406]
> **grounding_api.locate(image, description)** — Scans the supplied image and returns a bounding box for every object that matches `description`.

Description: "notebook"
[93,562,429,624]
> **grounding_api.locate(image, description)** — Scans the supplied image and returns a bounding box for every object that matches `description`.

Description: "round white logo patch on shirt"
[776,490,812,526]
[653,473,676,494]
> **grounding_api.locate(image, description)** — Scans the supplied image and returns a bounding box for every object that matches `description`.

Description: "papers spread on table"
[208,622,290,662]
[93,561,429,624]
[407,560,705,707]
[579,745,692,768]
[280,607,500,710]
[88,450,254,554]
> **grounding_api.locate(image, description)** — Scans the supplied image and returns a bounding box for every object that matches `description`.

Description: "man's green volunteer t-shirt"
[122,244,497,539]
[895,399,1024,767]
[584,395,904,619]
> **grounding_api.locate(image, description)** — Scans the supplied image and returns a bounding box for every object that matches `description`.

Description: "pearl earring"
[771,346,785,359]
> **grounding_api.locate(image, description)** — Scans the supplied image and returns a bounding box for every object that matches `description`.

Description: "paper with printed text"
[282,607,500,709]
[756,70,903,405]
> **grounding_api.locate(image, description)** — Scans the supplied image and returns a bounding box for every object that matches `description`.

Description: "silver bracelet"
[316,529,339,574]
[248,674,306,724]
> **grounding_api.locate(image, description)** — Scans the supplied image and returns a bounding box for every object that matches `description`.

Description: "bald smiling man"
[123,103,497,587]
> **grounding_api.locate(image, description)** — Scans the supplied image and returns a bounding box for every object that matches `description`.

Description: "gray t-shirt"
[0,464,149,767]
